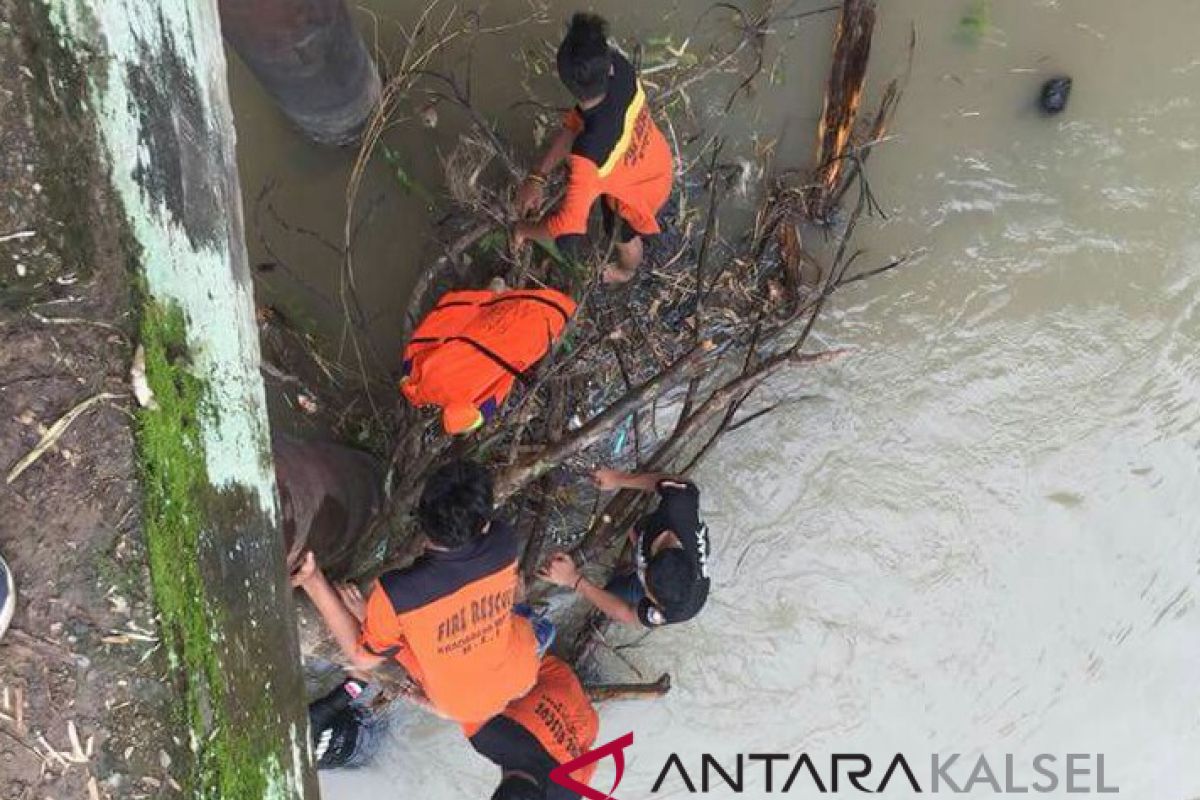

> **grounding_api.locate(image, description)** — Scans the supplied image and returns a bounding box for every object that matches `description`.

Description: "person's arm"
[575,576,639,626]
[534,124,578,177]
[293,553,384,671]
[593,468,673,494]
[515,125,579,217]
[512,218,553,250]
[538,553,638,626]
[513,156,598,250]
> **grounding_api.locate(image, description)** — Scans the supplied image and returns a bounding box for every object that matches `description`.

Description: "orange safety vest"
[543,51,674,240]
[463,656,600,788]
[358,522,540,723]
[401,289,577,432]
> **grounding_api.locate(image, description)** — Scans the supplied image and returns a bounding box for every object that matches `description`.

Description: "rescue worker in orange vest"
[512,13,674,284]
[462,655,600,800]
[291,460,548,725]
[401,285,577,435]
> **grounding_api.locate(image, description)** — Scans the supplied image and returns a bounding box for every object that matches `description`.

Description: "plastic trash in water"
[612,416,632,456]
[1040,76,1072,115]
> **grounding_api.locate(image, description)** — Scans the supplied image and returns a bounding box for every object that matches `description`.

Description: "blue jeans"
[514,603,556,657]
[604,570,647,608]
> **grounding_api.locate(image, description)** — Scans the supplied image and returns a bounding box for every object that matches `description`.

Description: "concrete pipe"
[219,0,382,146]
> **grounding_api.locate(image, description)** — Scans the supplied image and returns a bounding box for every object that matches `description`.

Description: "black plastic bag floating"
[309,679,383,770]
[1040,76,1072,115]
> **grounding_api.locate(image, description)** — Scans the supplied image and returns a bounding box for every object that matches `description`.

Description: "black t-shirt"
[572,51,638,167]
[633,480,711,627]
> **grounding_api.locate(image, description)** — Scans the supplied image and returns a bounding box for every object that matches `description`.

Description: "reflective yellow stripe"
[597,81,646,179]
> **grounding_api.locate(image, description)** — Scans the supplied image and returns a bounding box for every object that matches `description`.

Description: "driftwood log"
[585,674,672,703]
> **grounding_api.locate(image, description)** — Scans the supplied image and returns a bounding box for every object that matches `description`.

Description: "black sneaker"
[0,554,13,640]
[309,679,382,770]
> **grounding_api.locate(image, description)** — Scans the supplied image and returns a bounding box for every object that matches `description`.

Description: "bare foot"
[602,264,636,285]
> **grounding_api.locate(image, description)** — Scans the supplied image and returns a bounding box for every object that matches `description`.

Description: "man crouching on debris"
[292,460,550,724]
[462,655,600,800]
[540,468,710,628]
[511,13,674,284]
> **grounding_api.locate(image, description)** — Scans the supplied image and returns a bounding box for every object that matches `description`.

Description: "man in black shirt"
[540,469,710,627]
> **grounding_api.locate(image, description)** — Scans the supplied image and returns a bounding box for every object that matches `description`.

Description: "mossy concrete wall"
[41,0,317,797]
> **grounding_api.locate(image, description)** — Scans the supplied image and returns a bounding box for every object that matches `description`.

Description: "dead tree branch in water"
[338,4,546,439]
[585,674,672,703]
[295,2,916,692]
[347,0,907,563]
[809,0,877,220]
[494,344,712,502]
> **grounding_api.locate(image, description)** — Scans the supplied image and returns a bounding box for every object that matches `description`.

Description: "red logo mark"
[549,732,635,800]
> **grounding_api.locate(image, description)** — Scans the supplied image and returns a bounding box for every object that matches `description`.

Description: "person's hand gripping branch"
[538,551,638,626]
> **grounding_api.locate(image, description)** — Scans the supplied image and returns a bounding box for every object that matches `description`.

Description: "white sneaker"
[0,554,14,640]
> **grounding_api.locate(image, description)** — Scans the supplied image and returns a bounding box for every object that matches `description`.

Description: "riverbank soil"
[0,1,186,796]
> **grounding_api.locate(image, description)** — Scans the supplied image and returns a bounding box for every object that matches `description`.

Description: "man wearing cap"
[463,655,600,800]
[401,285,577,435]
[540,468,710,628]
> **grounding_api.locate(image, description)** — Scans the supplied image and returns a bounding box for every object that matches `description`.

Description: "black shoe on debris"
[0,554,14,640]
[309,678,381,770]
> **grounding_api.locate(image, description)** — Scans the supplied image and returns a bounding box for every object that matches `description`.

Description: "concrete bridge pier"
[219,0,382,146]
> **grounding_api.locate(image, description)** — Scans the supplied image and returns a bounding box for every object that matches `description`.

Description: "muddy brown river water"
[227,1,1200,797]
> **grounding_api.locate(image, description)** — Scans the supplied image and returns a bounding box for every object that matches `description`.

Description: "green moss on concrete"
[135,300,291,799]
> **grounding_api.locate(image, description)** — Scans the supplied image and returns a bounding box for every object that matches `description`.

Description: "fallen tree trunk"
[809,0,878,219]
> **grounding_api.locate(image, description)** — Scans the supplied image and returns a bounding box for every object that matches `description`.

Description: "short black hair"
[417,459,494,548]
[645,548,696,610]
[491,774,544,800]
[556,13,612,101]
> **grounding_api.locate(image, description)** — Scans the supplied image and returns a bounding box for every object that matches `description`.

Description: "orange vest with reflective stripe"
[543,51,673,240]
[402,289,576,416]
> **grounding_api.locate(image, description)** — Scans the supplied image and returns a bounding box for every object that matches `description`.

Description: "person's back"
[402,288,576,434]
[464,656,600,800]
[357,461,539,722]
[512,13,675,284]
[546,48,673,241]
